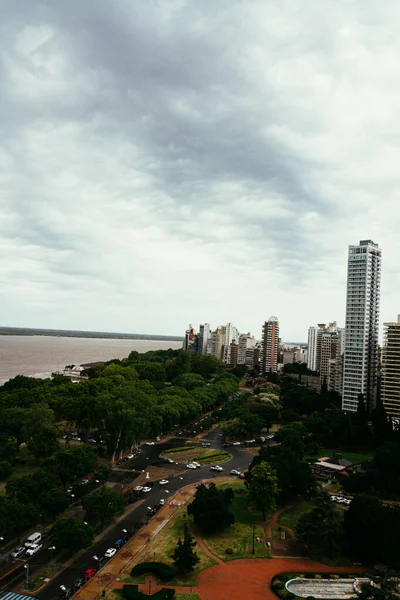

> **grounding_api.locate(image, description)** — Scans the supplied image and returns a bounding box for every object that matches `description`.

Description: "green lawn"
[202,481,271,561]
[121,512,216,586]
[177,595,201,600]
[277,500,315,531]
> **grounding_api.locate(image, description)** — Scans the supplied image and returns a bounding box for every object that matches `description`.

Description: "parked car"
[73,577,85,590]
[84,568,97,580]
[105,548,117,558]
[127,454,135,459]
[10,547,26,559]
[232,441,241,446]
[201,442,211,447]
[142,486,152,493]
[146,441,155,446]
[231,470,241,476]
[210,465,223,472]
[166,458,174,464]
[26,543,42,556]
[159,499,166,506]
[134,485,144,492]
[186,464,196,469]
[159,479,169,485]
[60,587,74,599]
[191,462,201,468]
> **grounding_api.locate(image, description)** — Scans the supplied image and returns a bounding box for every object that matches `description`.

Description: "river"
[0,335,182,385]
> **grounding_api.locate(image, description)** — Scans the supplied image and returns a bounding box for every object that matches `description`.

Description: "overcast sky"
[1,0,399,341]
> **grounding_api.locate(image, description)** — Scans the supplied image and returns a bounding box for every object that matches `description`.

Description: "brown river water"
[0,335,182,385]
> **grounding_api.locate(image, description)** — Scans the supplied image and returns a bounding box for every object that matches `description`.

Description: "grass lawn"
[176,595,201,600]
[121,511,216,586]
[277,500,315,531]
[163,447,231,466]
[202,481,271,561]
[305,447,374,465]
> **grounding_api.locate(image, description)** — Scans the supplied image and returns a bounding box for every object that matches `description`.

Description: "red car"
[84,568,97,580]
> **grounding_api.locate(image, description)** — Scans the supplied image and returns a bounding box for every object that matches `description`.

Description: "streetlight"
[49,545,56,560]
[251,524,256,555]
[0,536,3,557]
[24,564,30,589]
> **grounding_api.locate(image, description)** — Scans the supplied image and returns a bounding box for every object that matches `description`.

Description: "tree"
[172,523,200,573]
[22,404,60,458]
[46,446,98,486]
[358,564,400,600]
[38,488,70,520]
[173,373,205,391]
[296,494,344,559]
[93,465,111,486]
[187,483,235,533]
[52,517,94,553]
[274,422,309,455]
[0,461,13,479]
[82,487,124,525]
[248,461,279,520]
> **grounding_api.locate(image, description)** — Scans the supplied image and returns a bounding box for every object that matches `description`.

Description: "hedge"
[131,562,174,581]
[163,446,196,455]
[123,585,175,600]
[194,452,230,461]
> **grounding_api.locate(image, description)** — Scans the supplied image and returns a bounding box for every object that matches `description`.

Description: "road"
[23,428,252,600]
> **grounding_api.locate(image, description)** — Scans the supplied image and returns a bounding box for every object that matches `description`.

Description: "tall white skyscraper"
[198,323,210,354]
[342,240,382,412]
[381,315,400,419]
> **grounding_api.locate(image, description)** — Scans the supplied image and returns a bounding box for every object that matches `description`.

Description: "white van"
[25,532,42,548]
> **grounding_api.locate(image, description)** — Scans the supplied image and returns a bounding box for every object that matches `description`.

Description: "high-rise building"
[238,333,256,364]
[320,330,339,384]
[183,325,196,351]
[198,323,210,355]
[342,240,382,412]
[261,317,279,373]
[230,341,239,366]
[307,324,326,371]
[381,315,400,419]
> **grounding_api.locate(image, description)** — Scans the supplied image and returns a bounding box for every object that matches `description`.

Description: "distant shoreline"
[0,326,183,342]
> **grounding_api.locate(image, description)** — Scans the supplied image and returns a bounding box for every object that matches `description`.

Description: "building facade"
[261,317,279,373]
[342,240,382,412]
[381,315,400,419]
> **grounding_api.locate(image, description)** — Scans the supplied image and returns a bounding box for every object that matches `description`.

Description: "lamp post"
[49,546,56,560]
[251,524,256,555]
[24,563,30,589]
[0,536,3,558]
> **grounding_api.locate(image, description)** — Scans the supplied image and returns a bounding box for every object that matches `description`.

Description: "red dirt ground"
[195,558,366,600]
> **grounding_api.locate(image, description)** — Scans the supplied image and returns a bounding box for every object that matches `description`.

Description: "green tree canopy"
[296,494,344,559]
[52,517,94,553]
[248,461,279,520]
[82,486,124,525]
[187,483,235,533]
[172,522,200,573]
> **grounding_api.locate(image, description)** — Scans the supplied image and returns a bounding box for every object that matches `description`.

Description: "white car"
[191,462,201,468]
[159,499,165,505]
[142,486,152,493]
[214,465,223,471]
[146,442,155,446]
[231,470,241,476]
[134,485,144,492]
[127,454,135,459]
[186,464,196,469]
[159,479,169,485]
[26,544,42,556]
[232,441,241,446]
[105,548,117,558]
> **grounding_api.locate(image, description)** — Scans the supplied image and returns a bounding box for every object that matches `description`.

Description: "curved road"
[33,428,252,600]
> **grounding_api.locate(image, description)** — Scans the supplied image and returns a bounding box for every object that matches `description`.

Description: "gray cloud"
[0,0,398,339]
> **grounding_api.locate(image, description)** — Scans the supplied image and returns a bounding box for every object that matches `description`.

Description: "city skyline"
[1,2,399,340]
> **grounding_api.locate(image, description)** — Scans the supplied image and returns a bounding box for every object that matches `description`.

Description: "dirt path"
[195,531,224,565]
[265,507,296,539]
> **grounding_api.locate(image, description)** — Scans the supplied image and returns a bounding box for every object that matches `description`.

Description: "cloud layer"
[1,0,399,340]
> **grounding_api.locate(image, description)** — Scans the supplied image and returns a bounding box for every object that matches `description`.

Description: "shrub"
[278,574,291,582]
[273,581,285,590]
[131,562,174,582]
[0,461,13,479]
[304,572,315,578]
[123,585,175,600]
[225,547,234,554]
